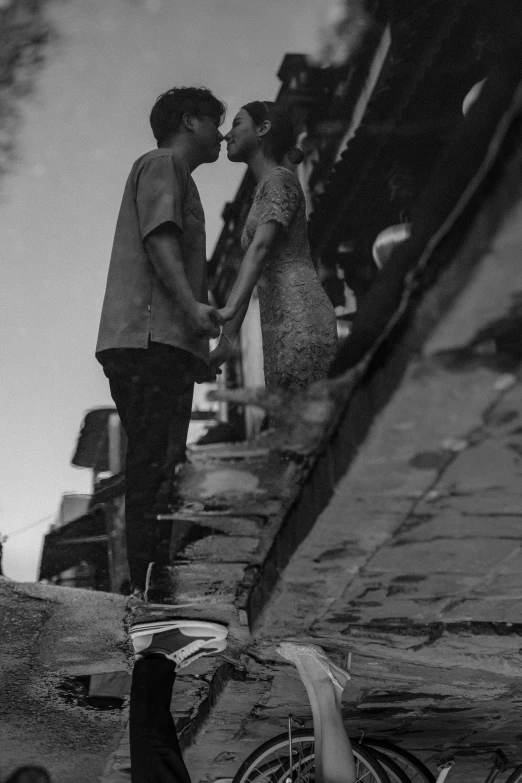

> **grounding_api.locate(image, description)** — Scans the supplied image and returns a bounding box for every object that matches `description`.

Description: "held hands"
[217,305,236,323]
[189,303,223,338]
[190,301,236,379]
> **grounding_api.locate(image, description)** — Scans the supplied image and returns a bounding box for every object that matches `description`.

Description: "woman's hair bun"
[242,102,304,164]
[287,147,304,165]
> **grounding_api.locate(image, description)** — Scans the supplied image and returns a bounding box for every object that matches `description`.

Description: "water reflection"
[3,0,522,779]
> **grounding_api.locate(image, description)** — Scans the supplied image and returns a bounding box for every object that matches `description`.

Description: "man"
[96,87,226,594]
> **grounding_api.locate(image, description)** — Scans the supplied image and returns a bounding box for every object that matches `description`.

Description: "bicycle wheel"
[506,763,522,783]
[361,739,435,783]
[232,729,391,783]
[366,748,411,783]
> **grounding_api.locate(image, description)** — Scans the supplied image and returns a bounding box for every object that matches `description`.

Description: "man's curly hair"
[149,86,226,145]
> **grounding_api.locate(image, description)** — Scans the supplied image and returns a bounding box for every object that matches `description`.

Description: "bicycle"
[231,721,522,783]
[231,719,391,783]
[230,731,432,783]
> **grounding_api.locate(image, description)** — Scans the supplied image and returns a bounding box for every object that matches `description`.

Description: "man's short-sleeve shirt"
[96,149,209,364]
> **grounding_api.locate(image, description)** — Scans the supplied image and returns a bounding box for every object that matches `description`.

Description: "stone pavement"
[137,361,519,783]
[97,359,522,783]
[253,365,522,781]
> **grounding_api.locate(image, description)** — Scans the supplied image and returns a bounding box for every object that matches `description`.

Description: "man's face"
[192,114,223,163]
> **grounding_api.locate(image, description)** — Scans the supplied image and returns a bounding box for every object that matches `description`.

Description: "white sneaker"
[130,620,228,670]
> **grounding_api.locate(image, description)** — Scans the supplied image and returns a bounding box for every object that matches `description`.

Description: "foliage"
[0,0,51,178]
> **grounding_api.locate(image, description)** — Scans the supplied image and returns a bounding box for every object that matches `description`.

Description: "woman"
[276,642,356,783]
[210,101,338,392]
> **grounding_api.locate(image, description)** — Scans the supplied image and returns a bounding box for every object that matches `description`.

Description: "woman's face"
[224,109,259,162]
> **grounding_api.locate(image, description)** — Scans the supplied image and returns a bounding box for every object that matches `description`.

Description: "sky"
[0,0,324,581]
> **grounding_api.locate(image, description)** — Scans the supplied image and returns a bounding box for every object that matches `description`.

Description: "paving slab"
[434,440,522,495]
[394,511,522,541]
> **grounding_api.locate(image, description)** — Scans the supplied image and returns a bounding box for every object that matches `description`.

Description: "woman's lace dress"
[241,166,338,391]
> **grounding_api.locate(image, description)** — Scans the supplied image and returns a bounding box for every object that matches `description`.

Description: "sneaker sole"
[130,619,229,641]
[127,597,212,609]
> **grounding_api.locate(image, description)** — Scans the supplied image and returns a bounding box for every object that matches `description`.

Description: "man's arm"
[144,222,221,338]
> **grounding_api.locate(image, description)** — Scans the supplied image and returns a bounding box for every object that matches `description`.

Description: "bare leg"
[277,646,356,783]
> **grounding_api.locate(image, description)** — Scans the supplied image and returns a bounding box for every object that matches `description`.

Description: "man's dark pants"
[97,342,195,590]
[130,656,191,783]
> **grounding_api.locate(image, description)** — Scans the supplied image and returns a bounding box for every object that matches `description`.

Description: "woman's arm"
[219,220,280,322]
[221,298,250,343]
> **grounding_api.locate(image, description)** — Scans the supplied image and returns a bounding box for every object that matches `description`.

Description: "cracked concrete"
[0,579,130,782]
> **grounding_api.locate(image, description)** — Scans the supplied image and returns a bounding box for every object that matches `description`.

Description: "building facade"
[39,407,129,592]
